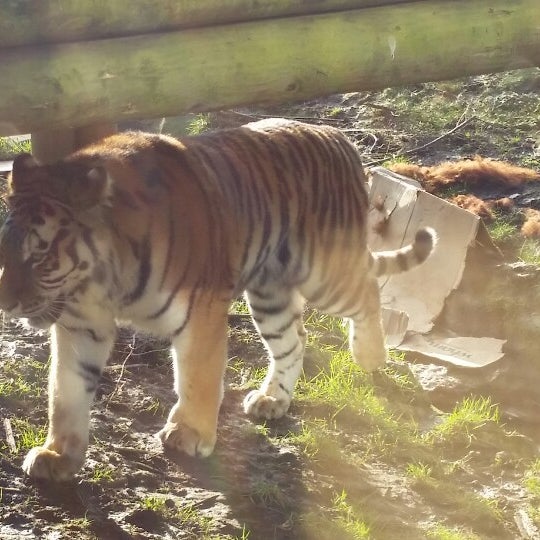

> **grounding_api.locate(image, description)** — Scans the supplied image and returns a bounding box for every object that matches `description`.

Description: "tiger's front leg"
[156,295,228,458]
[22,324,114,481]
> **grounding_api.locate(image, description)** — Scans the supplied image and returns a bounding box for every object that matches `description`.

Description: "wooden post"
[31,129,75,164]
[31,123,117,163]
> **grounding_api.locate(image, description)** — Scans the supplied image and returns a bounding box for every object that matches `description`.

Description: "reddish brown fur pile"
[522,209,540,238]
[389,157,540,236]
[390,156,540,193]
[450,194,494,221]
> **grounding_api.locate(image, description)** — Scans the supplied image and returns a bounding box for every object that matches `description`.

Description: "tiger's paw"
[22,447,83,481]
[353,348,387,373]
[243,390,290,420]
[156,421,216,458]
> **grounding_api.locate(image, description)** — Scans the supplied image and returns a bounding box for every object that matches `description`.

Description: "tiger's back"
[0,119,435,481]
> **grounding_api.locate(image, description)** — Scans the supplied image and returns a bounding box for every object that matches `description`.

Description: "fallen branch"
[3,418,17,453]
[365,115,475,167]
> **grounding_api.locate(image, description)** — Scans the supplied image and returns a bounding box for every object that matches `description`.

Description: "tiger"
[0,118,436,481]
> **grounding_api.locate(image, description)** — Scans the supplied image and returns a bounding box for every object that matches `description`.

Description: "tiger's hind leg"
[348,277,387,372]
[243,286,306,419]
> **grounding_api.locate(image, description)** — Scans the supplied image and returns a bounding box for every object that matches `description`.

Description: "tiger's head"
[0,153,109,328]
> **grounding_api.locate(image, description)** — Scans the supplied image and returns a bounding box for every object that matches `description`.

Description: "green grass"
[141,495,167,513]
[231,298,251,315]
[89,463,116,483]
[518,239,540,265]
[0,358,47,400]
[428,396,500,443]
[10,418,46,451]
[406,462,433,481]
[0,376,38,399]
[249,479,288,509]
[177,502,214,534]
[524,459,540,498]
[332,490,371,539]
[298,350,392,426]
[187,113,211,135]
[0,136,31,160]
[487,216,518,243]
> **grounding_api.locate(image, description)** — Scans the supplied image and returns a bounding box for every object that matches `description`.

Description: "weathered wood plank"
[0,0,538,136]
[0,0,426,47]
[31,123,117,163]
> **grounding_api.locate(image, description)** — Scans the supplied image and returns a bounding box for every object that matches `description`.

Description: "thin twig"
[365,115,475,167]
[402,116,474,155]
[105,337,135,405]
[3,418,17,453]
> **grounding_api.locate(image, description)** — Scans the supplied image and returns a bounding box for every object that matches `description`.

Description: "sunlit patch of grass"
[428,396,500,443]
[0,136,31,159]
[11,418,46,452]
[140,396,161,416]
[177,502,213,534]
[305,310,348,339]
[89,463,116,483]
[487,215,518,243]
[231,298,251,315]
[524,459,540,498]
[0,358,47,400]
[141,495,167,513]
[0,376,37,399]
[300,491,371,540]
[279,418,335,459]
[519,239,540,265]
[187,113,210,135]
[427,524,482,540]
[382,356,421,393]
[228,358,267,388]
[298,350,388,421]
[332,490,371,538]
[406,462,433,481]
[249,479,288,509]
[382,154,412,168]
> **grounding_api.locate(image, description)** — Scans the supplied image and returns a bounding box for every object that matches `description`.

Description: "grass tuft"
[428,396,500,443]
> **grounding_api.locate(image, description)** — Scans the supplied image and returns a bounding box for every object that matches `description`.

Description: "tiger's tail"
[370,227,437,278]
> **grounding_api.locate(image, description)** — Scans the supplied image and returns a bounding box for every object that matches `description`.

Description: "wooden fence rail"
[0,0,539,161]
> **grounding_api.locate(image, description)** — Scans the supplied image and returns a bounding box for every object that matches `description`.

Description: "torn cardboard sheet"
[368,167,506,367]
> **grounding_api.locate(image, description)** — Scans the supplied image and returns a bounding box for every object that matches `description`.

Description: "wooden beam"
[31,123,117,163]
[0,0,538,136]
[0,0,423,47]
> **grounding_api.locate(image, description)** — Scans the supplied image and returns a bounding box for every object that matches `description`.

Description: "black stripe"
[274,342,299,360]
[159,210,176,288]
[248,289,275,301]
[249,302,289,316]
[171,285,199,337]
[78,361,102,393]
[260,332,283,341]
[278,383,290,395]
[276,312,302,334]
[65,326,107,343]
[123,236,151,304]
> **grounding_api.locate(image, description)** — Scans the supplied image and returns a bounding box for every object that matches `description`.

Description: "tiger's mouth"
[25,297,65,329]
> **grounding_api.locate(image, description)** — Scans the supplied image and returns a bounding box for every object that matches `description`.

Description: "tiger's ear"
[68,166,110,210]
[9,153,40,190]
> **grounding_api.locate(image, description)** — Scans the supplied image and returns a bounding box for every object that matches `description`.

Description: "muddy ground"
[1,69,540,539]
